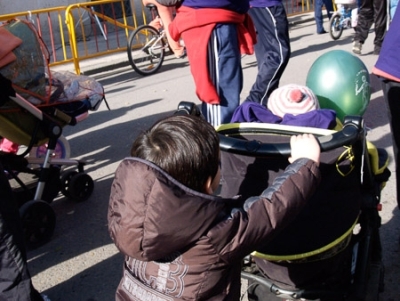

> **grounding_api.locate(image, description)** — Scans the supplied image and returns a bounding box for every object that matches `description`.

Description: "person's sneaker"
[175,48,187,59]
[373,46,381,55]
[352,41,362,54]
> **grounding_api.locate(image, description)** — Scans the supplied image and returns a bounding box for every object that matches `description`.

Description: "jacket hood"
[108,157,232,261]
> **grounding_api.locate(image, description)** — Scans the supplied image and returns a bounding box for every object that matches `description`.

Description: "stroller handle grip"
[219,116,364,157]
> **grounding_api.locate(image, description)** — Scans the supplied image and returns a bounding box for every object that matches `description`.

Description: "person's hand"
[288,134,320,166]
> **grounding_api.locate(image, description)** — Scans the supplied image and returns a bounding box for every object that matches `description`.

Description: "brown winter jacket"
[108,157,320,301]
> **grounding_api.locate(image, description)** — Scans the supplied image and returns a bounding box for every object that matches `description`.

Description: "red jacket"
[169,7,256,104]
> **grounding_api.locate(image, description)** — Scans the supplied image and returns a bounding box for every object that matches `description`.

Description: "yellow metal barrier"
[0,1,148,74]
[0,7,70,66]
[65,0,141,74]
[0,0,314,75]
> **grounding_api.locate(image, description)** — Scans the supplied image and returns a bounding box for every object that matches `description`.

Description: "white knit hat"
[267,84,320,118]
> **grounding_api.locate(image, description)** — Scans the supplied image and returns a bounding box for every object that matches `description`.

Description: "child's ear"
[203,176,213,195]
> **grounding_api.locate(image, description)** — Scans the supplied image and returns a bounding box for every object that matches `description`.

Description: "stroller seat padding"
[218,129,362,261]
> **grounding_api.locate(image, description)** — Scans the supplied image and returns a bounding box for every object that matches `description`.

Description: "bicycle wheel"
[127,25,165,76]
[330,14,344,40]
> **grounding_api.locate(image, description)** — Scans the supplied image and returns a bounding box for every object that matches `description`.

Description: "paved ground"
[26,15,400,301]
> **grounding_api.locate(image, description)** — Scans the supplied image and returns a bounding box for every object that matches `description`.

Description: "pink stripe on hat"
[267,84,319,118]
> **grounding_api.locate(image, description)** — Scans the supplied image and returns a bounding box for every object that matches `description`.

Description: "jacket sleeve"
[208,158,321,263]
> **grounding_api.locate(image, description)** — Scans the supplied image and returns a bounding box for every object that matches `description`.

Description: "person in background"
[314,0,334,34]
[243,0,291,106]
[108,114,321,301]
[352,0,387,55]
[372,7,400,217]
[0,73,50,301]
[389,0,398,20]
[142,0,186,58]
[168,0,256,126]
[0,162,49,301]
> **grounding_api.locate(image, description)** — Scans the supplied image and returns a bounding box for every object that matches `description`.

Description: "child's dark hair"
[131,115,220,192]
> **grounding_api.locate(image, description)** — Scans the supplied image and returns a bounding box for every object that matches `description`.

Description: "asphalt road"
[27,16,400,301]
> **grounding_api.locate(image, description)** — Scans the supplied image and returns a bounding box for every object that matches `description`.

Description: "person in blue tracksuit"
[243,0,291,106]
[170,0,255,126]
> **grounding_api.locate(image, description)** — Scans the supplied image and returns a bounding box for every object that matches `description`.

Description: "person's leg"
[381,80,400,208]
[201,24,242,126]
[0,163,45,301]
[143,0,185,57]
[323,0,334,19]
[390,0,399,19]
[372,0,387,53]
[245,5,291,105]
[354,0,374,43]
[314,0,326,33]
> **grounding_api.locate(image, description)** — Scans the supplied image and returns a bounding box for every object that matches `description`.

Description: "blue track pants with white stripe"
[201,24,242,127]
[245,4,291,106]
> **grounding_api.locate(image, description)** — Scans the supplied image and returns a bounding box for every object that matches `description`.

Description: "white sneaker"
[352,41,362,54]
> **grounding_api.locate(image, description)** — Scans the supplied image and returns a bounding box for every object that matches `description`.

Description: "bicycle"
[127,4,170,76]
[329,0,358,40]
[74,6,107,42]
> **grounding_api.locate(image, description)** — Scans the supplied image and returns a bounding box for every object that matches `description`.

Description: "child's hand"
[288,134,320,166]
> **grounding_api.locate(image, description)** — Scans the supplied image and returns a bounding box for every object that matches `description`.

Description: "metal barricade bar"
[0,0,315,74]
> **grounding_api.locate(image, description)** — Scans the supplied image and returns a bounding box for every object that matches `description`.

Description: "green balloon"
[306,50,370,122]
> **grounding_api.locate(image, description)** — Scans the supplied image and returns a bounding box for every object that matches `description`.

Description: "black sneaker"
[373,46,381,55]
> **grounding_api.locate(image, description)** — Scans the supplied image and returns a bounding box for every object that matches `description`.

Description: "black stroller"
[178,102,390,301]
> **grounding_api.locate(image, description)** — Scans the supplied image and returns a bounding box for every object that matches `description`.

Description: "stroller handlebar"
[174,101,365,157]
[218,116,364,157]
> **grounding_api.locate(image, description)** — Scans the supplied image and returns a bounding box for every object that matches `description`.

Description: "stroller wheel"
[60,170,78,198]
[19,200,56,249]
[68,173,94,202]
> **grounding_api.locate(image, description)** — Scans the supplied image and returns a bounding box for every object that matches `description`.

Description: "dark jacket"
[0,162,43,301]
[108,157,320,301]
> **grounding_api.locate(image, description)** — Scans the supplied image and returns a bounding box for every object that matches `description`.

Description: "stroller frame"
[1,94,95,249]
[220,120,386,301]
[177,102,388,301]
